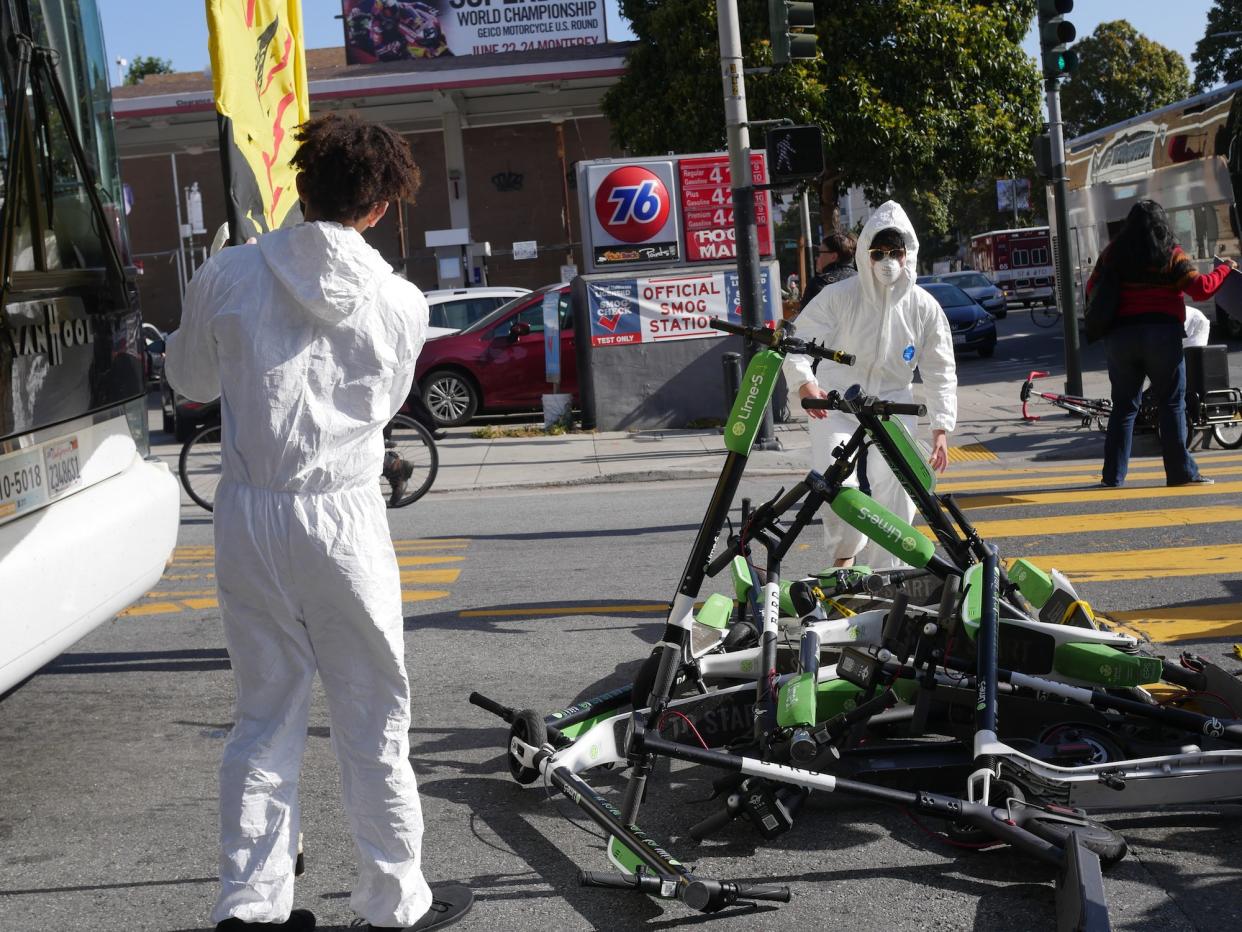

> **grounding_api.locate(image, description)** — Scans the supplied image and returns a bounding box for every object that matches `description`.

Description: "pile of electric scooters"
[471,319,1242,931]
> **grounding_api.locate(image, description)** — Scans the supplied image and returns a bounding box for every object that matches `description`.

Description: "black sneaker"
[387,459,416,506]
[366,882,473,931]
[1169,475,1214,486]
[216,909,315,931]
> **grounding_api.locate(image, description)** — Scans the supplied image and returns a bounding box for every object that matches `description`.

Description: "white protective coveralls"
[165,221,432,927]
[782,201,957,568]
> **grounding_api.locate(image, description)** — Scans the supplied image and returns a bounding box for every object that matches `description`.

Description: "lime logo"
[731,422,746,437]
[589,743,600,760]
[900,536,917,552]
[1098,664,1112,679]
[740,659,754,673]
[847,625,859,641]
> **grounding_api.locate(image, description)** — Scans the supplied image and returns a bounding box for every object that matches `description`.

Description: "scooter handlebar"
[687,804,738,840]
[801,394,926,417]
[709,318,854,365]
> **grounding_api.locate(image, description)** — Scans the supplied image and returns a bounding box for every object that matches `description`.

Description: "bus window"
[1032,247,1048,265]
[1169,207,1196,258]
[1013,249,1029,266]
[0,90,40,272]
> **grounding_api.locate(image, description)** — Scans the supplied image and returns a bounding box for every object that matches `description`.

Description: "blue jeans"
[1102,321,1198,485]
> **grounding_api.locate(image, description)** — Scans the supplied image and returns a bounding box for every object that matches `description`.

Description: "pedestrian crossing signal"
[770,1,817,66]
[765,125,825,184]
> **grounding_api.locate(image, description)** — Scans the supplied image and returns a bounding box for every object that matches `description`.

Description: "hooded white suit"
[783,201,957,568]
[165,222,432,927]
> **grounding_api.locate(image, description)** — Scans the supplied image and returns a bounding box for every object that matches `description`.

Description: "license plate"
[0,447,50,521]
[953,333,969,346]
[44,437,83,496]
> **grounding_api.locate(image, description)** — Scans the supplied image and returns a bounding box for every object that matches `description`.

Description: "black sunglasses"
[868,247,906,261]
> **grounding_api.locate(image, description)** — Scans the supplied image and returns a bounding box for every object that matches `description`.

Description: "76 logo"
[607,181,663,224]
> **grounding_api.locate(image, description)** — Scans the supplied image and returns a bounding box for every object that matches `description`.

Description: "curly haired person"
[166,114,472,932]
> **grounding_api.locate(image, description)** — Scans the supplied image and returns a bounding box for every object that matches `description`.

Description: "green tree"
[124,55,174,86]
[602,0,1042,238]
[1192,0,1242,90]
[1060,21,1191,138]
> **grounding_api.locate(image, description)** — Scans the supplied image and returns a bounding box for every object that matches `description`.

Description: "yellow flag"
[205,0,309,242]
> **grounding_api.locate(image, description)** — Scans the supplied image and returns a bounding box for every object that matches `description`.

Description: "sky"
[98,1,1220,82]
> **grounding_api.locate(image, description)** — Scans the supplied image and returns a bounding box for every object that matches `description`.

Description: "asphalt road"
[3,321,1242,931]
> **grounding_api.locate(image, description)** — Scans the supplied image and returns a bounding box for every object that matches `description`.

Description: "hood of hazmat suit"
[166,221,427,492]
[783,200,957,432]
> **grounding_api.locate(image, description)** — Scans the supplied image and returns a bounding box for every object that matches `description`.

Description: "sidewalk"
[429,367,1125,494]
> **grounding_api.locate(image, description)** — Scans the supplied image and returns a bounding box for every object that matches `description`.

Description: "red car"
[415,283,577,426]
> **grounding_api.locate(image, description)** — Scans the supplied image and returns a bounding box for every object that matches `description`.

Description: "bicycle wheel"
[1031,304,1061,328]
[1212,418,1242,449]
[179,424,222,513]
[381,413,438,508]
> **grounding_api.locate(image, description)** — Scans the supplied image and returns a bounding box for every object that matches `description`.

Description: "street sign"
[513,240,538,260]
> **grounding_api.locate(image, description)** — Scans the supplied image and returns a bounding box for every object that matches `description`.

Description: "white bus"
[1,0,179,694]
[1054,81,1242,334]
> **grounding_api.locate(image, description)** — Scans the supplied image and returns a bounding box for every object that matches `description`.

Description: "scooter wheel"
[1039,724,1124,765]
[507,708,547,785]
[1025,812,1128,869]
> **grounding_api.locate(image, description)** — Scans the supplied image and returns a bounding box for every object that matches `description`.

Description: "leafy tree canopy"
[1060,21,1191,139]
[602,0,1043,237]
[124,55,174,86]
[1193,0,1242,91]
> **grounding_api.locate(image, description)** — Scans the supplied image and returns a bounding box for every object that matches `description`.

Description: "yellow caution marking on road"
[940,464,1239,493]
[182,597,219,610]
[400,568,461,584]
[1005,545,1242,582]
[396,554,465,567]
[394,538,469,550]
[460,603,669,618]
[955,479,1242,510]
[1101,603,1242,644]
[918,506,1242,540]
[119,601,185,617]
[943,451,1242,481]
[946,443,996,463]
[402,589,451,603]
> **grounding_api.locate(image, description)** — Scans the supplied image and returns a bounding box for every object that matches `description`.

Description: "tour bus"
[0,0,179,694]
[1052,80,1242,335]
[969,227,1054,307]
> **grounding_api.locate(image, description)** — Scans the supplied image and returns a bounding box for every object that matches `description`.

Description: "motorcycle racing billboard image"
[342,0,607,62]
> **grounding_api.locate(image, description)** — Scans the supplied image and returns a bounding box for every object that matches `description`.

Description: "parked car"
[921,282,997,357]
[142,323,166,385]
[424,286,531,340]
[918,271,1007,318]
[415,283,576,426]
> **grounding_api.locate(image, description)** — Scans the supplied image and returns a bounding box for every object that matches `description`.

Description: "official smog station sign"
[342,0,607,62]
[579,153,774,274]
[584,264,780,348]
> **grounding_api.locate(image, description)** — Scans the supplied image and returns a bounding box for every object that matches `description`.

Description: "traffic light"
[766,125,825,183]
[1037,0,1077,79]
[770,1,817,66]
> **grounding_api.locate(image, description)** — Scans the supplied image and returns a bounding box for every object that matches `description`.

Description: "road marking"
[1102,602,1242,643]
[918,505,1242,540]
[947,443,996,463]
[403,589,451,602]
[940,464,1239,493]
[944,451,1242,481]
[400,568,461,584]
[396,554,464,567]
[1010,544,1242,582]
[460,603,669,618]
[955,479,1242,510]
[119,601,186,617]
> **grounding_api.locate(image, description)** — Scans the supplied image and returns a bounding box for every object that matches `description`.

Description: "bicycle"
[1021,369,1242,448]
[178,412,438,512]
[1030,300,1061,328]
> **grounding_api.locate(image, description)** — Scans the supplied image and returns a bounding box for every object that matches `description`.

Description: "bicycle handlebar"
[709,318,855,366]
[579,871,791,911]
[801,391,926,418]
[687,804,738,840]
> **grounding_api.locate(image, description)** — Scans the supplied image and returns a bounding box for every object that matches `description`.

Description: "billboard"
[342,0,607,62]
[578,153,775,275]
[584,263,780,348]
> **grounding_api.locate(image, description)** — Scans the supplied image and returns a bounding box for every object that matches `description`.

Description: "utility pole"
[1038,0,1083,396]
[716,0,777,448]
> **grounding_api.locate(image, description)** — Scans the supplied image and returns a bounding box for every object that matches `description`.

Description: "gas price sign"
[679,154,773,263]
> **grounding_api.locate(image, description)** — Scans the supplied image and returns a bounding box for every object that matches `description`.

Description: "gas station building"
[112,42,633,332]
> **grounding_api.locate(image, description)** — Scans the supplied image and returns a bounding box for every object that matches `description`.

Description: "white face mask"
[874,257,903,285]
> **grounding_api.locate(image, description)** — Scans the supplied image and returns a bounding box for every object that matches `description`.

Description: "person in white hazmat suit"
[783,201,957,569]
[165,114,472,932]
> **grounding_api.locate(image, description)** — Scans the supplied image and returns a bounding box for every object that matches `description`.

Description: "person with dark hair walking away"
[799,229,858,310]
[165,114,473,931]
[1090,199,1236,488]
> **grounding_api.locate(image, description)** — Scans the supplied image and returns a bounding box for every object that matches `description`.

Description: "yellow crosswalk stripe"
[402,589,451,602]
[1010,544,1242,582]
[945,450,1242,481]
[940,463,1239,493]
[955,479,1242,510]
[396,554,464,567]
[946,443,996,463]
[400,568,461,584]
[1102,602,1242,644]
[919,506,1242,540]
